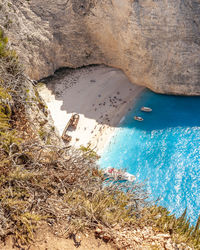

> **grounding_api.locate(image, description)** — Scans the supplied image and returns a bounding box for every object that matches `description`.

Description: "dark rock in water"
[1,0,200,95]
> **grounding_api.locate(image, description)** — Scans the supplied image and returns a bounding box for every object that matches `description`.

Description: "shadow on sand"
[40,65,143,128]
[40,65,200,132]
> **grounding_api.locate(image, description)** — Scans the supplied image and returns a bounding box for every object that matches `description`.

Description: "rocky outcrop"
[0,0,199,95]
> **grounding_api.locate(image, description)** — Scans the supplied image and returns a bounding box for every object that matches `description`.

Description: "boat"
[134,116,144,121]
[141,106,152,112]
[61,113,80,142]
[71,114,79,129]
[104,167,136,182]
[62,134,72,143]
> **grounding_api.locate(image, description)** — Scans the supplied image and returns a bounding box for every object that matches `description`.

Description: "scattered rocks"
[65,156,71,161]
[95,228,102,234]
[96,225,193,250]
[102,234,111,242]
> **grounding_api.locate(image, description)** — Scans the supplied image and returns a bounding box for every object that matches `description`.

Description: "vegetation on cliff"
[0,29,200,249]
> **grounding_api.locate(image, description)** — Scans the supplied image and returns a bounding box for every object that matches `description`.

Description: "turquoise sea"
[99,90,200,224]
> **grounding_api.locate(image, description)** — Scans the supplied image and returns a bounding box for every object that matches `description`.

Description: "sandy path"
[38,65,144,154]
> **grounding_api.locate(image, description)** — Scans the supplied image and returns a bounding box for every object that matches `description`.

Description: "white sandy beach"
[38,65,144,154]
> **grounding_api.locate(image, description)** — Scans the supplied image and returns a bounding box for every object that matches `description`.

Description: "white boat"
[141,106,152,112]
[134,116,144,121]
[104,167,136,182]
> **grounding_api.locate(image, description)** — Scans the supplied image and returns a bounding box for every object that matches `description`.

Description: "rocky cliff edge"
[0,0,200,95]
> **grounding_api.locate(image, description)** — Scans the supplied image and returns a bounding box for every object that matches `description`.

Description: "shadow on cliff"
[41,66,200,132]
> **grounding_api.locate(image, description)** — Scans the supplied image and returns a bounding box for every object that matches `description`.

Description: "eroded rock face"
[0,0,199,95]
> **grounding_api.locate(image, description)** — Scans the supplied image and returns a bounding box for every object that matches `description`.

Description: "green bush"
[0,29,8,57]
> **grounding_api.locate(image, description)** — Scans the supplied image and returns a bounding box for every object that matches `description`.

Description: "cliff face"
[0,0,200,95]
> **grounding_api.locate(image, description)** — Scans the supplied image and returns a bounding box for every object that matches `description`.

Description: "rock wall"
[0,0,200,95]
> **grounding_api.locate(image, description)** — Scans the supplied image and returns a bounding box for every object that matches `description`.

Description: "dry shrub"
[0,141,147,246]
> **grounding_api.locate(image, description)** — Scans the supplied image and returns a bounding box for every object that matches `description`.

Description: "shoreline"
[93,85,144,155]
[38,65,144,154]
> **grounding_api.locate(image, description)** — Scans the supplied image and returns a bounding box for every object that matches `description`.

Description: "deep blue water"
[99,90,200,224]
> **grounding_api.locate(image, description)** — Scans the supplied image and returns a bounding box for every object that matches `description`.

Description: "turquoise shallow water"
[99,90,200,224]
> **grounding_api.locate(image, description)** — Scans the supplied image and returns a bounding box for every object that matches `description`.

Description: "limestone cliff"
[0,0,199,95]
